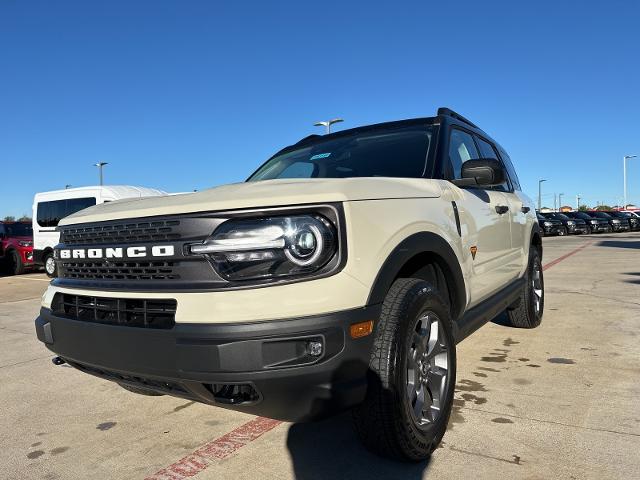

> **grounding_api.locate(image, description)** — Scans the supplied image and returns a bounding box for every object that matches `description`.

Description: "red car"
[0,221,35,275]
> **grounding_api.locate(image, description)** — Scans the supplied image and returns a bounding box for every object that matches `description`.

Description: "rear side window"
[36,197,97,227]
[498,148,521,191]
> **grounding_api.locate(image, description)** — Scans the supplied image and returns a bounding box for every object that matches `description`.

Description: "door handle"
[495,205,509,215]
[521,206,531,213]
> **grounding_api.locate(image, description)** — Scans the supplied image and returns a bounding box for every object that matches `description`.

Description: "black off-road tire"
[119,384,164,396]
[352,277,456,461]
[44,252,57,278]
[506,247,544,328]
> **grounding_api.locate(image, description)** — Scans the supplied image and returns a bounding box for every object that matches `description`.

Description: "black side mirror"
[451,158,505,187]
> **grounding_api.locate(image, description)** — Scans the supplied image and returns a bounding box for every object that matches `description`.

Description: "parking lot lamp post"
[313,118,343,134]
[623,155,637,209]
[94,162,108,186]
[558,193,564,211]
[576,194,581,210]
[538,179,547,211]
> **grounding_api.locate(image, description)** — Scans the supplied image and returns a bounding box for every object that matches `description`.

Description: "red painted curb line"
[145,417,282,480]
[542,241,593,271]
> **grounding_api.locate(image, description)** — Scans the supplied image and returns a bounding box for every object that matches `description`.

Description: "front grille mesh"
[60,220,182,245]
[52,293,176,329]
[60,261,178,281]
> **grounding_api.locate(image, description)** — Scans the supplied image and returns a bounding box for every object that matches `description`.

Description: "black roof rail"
[437,107,479,129]
[294,134,322,145]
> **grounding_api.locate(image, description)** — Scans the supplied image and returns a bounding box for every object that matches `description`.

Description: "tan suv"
[35,108,543,460]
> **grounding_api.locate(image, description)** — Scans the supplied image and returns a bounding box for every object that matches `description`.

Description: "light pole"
[623,155,637,209]
[314,118,343,134]
[538,179,546,211]
[94,162,108,186]
[576,194,581,210]
[558,193,564,211]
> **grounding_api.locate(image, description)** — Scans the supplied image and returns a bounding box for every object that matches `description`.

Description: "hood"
[60,177,443,225]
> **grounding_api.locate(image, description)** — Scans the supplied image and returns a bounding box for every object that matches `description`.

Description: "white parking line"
[0,275,50,282]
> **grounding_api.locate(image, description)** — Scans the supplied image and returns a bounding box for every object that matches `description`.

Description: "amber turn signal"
[350,320,374,339]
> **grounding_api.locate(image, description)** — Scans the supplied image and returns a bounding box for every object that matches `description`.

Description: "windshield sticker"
[310,152,331,160]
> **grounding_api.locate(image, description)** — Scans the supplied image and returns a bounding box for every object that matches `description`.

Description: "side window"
[448,129,479,179]
[66,197,97,216]
[498,149,521,191]
[36,197,96,228]
[475,136,510,192]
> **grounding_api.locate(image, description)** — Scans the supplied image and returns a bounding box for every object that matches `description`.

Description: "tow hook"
[52,356,66,366]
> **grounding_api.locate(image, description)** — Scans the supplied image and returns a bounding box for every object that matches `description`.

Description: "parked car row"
[536,211,640,236]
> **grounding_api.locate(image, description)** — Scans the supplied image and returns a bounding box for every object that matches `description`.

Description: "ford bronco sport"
[35,108,543,460]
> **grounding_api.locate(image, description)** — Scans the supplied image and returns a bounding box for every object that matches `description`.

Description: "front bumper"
[611,223,630,232]
[35,304,380,421]
[569,225,589,234]
[542,225,565,235]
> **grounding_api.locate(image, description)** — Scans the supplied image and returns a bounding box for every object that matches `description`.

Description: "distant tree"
[578,204,589,211]
[18,215,32,222]
[595,205,612,211]
[3,216,15,222]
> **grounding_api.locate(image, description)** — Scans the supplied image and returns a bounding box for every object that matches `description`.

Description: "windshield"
[4,223,32,236]
[248,124,434,181]
[590,212,612,219]
[554,213,571,220]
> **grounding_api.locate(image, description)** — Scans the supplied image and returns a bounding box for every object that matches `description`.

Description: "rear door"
[446,128,513,306]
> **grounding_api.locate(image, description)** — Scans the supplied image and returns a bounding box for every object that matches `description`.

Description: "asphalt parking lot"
[2,233,639,480]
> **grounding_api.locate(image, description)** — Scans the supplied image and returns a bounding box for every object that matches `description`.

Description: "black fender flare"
[530,223,543,259]
[366,232,467,320]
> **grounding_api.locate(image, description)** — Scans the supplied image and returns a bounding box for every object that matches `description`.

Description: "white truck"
[32,186,166,276]
[35,108,543,460]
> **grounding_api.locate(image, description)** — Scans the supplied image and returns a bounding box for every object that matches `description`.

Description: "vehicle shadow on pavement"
[286,413,430,480]
[596,240,640,249]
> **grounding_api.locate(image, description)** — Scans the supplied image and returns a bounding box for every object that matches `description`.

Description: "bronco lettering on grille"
[57,245,175,259]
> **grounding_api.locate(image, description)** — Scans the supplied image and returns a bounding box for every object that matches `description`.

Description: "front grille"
[60,261,178,281]
[52,293,176,329]
[60,220,182,245]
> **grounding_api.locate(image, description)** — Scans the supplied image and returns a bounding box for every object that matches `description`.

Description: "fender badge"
[470,246,478,260]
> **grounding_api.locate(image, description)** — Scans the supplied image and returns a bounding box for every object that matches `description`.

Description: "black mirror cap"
[453,158,505,187]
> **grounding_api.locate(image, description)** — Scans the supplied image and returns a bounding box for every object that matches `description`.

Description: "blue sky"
[1,0,639,217]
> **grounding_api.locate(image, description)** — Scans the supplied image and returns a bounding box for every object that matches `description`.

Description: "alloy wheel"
[406,312,450,427]
[532,259,543,316]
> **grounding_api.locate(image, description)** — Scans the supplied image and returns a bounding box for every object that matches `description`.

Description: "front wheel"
[506,247,544,328]
[352,278,456,461]
[9,250,25,275]
[44,252,57,278]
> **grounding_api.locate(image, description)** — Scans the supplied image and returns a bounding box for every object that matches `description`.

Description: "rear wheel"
[352,278,456,461]
[506,247,544,328]
[44,252,57,277]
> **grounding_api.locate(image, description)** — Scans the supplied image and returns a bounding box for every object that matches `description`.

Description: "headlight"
[543,221,553,226]
[19,240,33,247]
[189,214,338,281]
[612,219,621,224]
[590,220,598,225]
